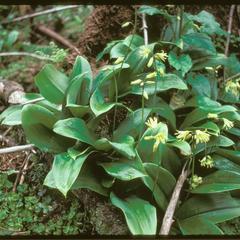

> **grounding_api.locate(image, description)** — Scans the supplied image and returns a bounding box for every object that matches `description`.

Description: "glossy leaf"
[192,170,240,193]
[99,157,146,181]
[35,64,69,104]
[22,104,71,153]
[113,108,151,142]
[44,151,92,196]
[110,192,157,235]
[53,118,96,146]
[0,105,22,126]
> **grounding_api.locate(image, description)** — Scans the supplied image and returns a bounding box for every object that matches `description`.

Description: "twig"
[19,153,32,185]
[36,25,80,54]
[2,5,79,24]
[159,162,189,235]
[141,13,148,45]
[0,144,34,155]
[0,52,53,61]
[13,153,28,192]
[225,5,236,56]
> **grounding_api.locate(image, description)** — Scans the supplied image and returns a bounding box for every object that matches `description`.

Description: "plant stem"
[112,70,118,132]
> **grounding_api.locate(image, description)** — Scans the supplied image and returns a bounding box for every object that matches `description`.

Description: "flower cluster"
[225,80,240,97]
[145,117,158,129]
[175,129,211,144]
[199,155,214,168]
[207,113,234,130]
[189,174,203,189]
[146,50,168,68]
[144,132,167,152]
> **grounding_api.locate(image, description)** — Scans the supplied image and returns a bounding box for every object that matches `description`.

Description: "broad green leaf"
[0,105,22,126]
[113,108,151,142]
[187,10,226,36]
[187,74,211,97]
[192,170,240,193]
[53,118,96,146]
[182,32,216,57]
[22,104,72,153]
[213,154,240,173]
[130,74,188,96]
[72,159,109,196]
[176,193,240,224]
[96,40,120,62]
[178,216,223,235]
[216,149,240,165]
[142,163,176,211]
[123,34,144,49]
[194,135,234,155]
[44,151,92,196]
[110,192,157,235]
[168,51,192,77]
[167,140,192,156]
[110,42,129,59]
[192,54,228,71]
[66,73,91,117]
[94,135,136,159]
[35,64,69,104]
[69,56,92,81]
[99,157,146,181]
[227,127,240,137]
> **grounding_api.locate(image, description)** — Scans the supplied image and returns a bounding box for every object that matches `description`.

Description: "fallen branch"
[159,163,189,235]
[36,25,80,54]
[0,52,53,61]
[0,144,34,155]
[2,5,79,24]
[19,153,32,185]
[225,5,236,56]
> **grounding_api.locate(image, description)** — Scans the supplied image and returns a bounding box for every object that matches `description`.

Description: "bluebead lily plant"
[1,5,240,235]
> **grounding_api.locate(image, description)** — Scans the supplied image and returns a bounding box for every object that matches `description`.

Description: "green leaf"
[44,151,92,196]
[53,118,96,146]
[192,170,240,193]
[66,73,92,117]
[216,149,240,165]
[94,135,136,159]
[167,140,192,156]
[0,105,22,125]
[142,163,176,211]
[113,108,151,142]
[130,74,188,96]
[187,74,211,97]
[138,5,161,15]
[22,104,71,153]
[69,56,92,81]
[168,51,192,77]
[182,32,216,57]
[72,159,109,196]
[110,192,157,235]
[178,216,223,235]
[122,34,144,49]
[110,42,129,59]
[99,157,146,181]
[213,154,240,173]
[176,192,240,224]
[35,64,69,104]
[6,30,19,47]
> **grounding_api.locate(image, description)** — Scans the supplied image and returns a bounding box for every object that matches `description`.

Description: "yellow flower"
[145,117,158,129]
[144,132,167,152]
[194,129,210,144]
[225,80,239,97]
[121,21,132,28]
[146,72,157,79]
[189,174,203,189]
[130,79,142,85]
[175,130,192,141]
[222,118,234,130]
[200,155,214,168]
[158,67,165,76]
[114,57,124,64]
[154,50,168,62]
[207,113,218,120]
[143,90,149,100]
[139,46,151,58]
[147,57,154,68]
